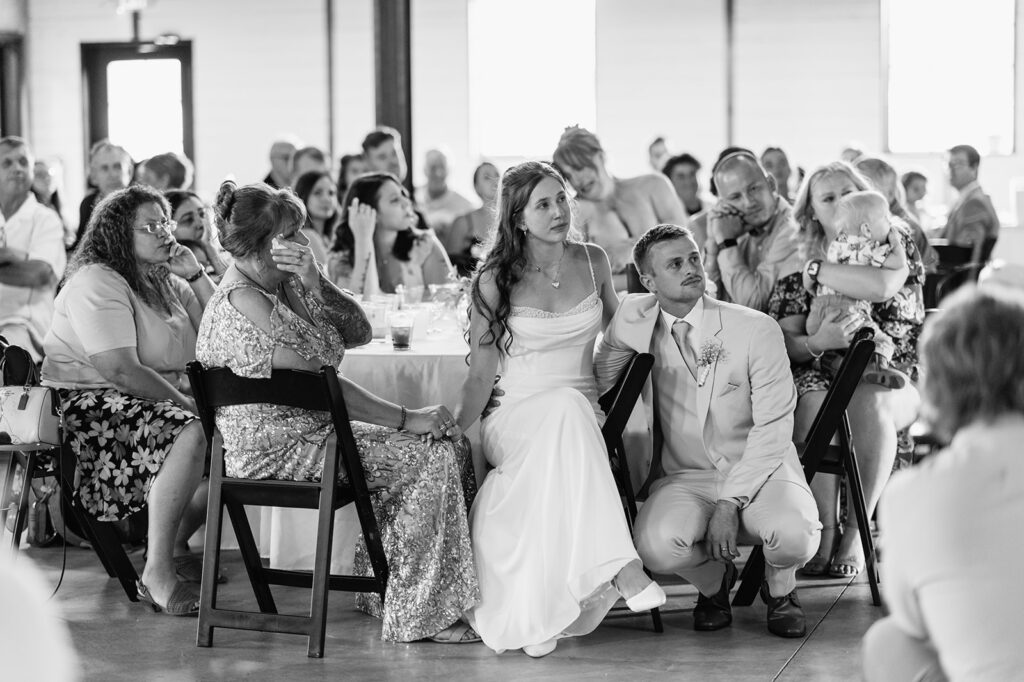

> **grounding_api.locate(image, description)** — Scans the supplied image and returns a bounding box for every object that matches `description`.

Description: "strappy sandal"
[800,525,839,577]
[429,621,482,644]
[136,580,200,617]
[173,554,227,584]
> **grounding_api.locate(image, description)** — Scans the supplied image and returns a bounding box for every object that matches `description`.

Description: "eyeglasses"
[134,219,177,235]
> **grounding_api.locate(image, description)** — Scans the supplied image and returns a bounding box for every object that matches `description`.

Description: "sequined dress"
[195,278,479,642]
[468,254,641,653]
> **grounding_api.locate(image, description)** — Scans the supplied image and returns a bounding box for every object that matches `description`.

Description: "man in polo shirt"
[0,136,67,361]
[703,148,803,313]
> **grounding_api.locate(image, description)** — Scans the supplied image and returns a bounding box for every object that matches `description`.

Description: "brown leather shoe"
[760,581,807,638]
[693,561,737,631]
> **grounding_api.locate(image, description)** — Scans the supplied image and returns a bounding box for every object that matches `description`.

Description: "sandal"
[174,554,227,584]
[829,557,864,579]
[137,580,200,617]
[800,526,839,577]
[429,621,481,644]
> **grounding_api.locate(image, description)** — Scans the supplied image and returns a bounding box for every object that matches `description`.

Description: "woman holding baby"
[766,161,923,579]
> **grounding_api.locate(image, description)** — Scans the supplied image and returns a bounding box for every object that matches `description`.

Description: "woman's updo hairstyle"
[214,180,305,259]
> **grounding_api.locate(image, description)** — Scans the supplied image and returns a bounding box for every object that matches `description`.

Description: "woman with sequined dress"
[196,181,480,644]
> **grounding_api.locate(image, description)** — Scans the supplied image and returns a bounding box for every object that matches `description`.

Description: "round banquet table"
[259,333,478,573]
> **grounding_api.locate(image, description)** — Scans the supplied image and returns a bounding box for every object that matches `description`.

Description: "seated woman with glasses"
[165,190,229,279]
[195,181,480,644]
[41,185,215,616]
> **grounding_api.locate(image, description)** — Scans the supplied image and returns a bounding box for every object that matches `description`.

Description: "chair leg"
[197,472,225,648]
[2,452,33,552]
[307,482,339,658]
[841,436,882,607]
[732,545,765,607]
[225,500,276,613]
[78,507,140,601]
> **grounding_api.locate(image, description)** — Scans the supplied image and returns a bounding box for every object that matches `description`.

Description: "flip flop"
[828,557,864,579]
[137,580,200,617]
[429,621,482,644]
[173,554,227,584]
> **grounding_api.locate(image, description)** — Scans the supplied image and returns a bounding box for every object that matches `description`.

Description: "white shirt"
[660,296,704,358]
[0,194,67,349]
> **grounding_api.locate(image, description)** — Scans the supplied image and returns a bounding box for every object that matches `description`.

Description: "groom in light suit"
[594,224,819,638]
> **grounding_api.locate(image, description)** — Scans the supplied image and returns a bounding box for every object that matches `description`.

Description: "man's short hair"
[900,170,927,190]
[949,144,981,169]
[361,126,400,154]
[88,139,131,165]
[142,152,194,190]
[662,153,701,178]
[633,223,696,274]
[293,146,327,166]
[709,146,764,196]
[0,135,29,153]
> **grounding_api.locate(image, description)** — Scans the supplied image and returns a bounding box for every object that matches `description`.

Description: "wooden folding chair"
[733,328,883,607]
[187,362,388,658]
[598,352,663,632]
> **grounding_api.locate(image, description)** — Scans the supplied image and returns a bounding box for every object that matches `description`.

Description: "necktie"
[672,319,698,380]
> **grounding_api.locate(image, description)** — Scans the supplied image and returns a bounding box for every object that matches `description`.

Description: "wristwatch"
[717,238,738,251]
[806,259,822,284]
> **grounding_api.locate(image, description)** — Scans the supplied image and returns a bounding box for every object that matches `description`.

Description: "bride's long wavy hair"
[468,161,576,355]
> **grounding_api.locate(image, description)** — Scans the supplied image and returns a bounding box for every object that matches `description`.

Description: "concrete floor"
[11,542,882,682]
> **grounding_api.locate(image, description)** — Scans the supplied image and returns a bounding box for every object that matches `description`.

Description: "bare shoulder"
[623,173,673,194]
[226,285,275,332]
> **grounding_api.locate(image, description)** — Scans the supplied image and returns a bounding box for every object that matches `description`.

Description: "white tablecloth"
[259,333,475,572]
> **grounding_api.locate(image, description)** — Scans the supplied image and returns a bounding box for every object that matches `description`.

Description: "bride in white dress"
[455,161,665,657]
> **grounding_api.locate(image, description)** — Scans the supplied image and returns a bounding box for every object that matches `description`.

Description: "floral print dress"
[767,224,925,396]
[195,278,479,642]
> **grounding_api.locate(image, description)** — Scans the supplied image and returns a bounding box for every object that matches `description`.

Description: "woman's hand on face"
[403,404,461,444]
[408,232,434,268]
[167,242,203,279]
[811,309,859,351]
[348,199,377,245]
[271,234,320,291]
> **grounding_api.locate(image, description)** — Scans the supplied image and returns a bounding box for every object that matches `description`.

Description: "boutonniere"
[697,340,726,387]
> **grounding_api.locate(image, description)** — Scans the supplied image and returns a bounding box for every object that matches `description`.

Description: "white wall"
[24,0,357,216]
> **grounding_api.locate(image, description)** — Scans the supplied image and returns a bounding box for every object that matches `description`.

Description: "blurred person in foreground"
[863,285,1024,682]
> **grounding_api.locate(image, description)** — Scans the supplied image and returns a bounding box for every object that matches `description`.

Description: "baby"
[806,191,906,389]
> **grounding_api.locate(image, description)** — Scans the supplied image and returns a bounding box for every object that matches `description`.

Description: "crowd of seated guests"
[2,122,1016,671]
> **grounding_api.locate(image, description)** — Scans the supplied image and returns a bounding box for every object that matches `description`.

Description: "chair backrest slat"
[600,353,654,440]
[800,328,875,477]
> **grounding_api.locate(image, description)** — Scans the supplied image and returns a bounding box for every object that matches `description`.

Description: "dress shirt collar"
[660,296,704,334]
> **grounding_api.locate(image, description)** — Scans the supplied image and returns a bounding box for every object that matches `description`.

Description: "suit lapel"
[698,297,724,428]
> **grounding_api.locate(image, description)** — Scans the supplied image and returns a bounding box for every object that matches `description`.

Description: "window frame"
[80,41,195,170]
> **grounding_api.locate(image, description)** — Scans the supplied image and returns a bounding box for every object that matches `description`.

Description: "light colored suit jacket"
[594,294,802,506]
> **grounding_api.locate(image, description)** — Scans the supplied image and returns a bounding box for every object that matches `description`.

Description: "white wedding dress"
[468,260,641,653]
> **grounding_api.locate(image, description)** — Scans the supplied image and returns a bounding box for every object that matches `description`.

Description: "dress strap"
[583,244,598,294]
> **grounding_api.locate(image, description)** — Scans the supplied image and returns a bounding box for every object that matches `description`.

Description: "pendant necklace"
[529,245,566,288]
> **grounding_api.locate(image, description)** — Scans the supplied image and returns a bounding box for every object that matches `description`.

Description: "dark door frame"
[80,41,194,167]
[0,32,24,137]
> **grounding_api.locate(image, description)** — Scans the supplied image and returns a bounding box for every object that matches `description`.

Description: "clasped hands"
[707,202,748,245]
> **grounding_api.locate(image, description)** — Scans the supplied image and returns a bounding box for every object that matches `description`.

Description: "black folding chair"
[925,237,997,308]
[598,352,662,632]
[187,362,388,658]
[732,328,882,607]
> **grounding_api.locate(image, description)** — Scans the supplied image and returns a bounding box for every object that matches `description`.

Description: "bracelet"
[804,338,824,360]
[398,405,407,431]
[185,269,205,283]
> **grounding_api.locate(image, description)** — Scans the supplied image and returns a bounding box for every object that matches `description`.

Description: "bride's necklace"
[528,245,566,289]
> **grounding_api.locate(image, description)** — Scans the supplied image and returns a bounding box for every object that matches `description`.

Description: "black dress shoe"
[693,561,737,631]
[760,581,807,638]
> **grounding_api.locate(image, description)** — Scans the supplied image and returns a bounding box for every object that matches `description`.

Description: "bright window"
[887,0,1016,155]
[467,0,596,159]
[106,58,185,160]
